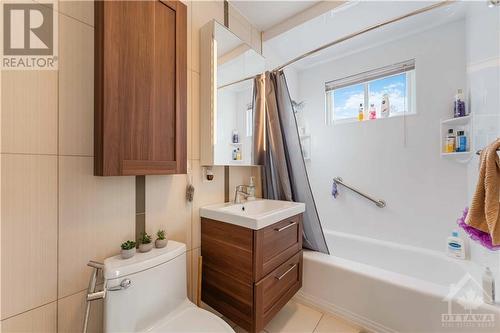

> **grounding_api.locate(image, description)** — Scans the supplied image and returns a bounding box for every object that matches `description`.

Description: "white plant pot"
[121,248,136,259]
[155,239,168,248]
[139,242,153,253]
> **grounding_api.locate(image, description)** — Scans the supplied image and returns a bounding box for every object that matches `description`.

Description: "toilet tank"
[103,241,187,332]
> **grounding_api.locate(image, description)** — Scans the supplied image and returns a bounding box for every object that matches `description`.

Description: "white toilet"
[103,240,234,333]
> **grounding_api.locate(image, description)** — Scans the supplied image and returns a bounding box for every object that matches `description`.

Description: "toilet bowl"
[103,241,234,333]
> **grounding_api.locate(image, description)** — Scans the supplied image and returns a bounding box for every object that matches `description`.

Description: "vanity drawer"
[254,214,302,281]
[254,251,303,330]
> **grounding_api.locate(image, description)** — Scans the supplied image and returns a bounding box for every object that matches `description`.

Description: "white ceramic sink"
[200,199,305,230]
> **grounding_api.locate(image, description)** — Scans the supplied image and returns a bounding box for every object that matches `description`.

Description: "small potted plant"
[138,232,153,253]
[120,240,136,259]
[155,229,168,248]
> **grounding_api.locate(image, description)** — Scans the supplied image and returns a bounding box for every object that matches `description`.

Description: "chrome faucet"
[234,185,251,204]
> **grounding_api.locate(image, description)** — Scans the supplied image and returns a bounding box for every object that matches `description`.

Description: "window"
[325,59,416,124]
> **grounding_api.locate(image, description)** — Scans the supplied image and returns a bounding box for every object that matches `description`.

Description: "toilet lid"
[147,305,235,333]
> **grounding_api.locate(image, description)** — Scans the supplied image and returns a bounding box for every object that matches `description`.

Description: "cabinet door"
[95,0,186,176]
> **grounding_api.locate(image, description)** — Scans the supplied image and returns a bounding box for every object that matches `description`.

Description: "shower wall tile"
[59,13,94,156]
[58,156,135,297]
[0,302,56,333]
[1,154,58,319]
[1,71,58,155]
[59,0,95,27]
[58,289,103,333]
[145,174,192,249]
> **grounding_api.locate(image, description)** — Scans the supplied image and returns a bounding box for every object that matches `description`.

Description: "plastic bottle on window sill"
[358,103,364,121]
[381,94,390,118]
[369,104,377,120]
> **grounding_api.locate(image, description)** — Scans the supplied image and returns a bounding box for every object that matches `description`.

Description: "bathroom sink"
[200,199,305,230]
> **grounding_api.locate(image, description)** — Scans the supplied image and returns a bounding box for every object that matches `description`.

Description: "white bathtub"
[297,230,500,333]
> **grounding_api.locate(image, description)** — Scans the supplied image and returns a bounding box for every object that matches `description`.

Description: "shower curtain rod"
[217,0,454,90]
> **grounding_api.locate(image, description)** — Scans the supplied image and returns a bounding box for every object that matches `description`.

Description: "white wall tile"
[1,71,58,155]
[1,302,56,333]
[1,154,57,319]
[59,13,94,156]
[58,156,135,297]
[145,174,192,249]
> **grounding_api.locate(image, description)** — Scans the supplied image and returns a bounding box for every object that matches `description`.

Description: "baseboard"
[293,291,397,333]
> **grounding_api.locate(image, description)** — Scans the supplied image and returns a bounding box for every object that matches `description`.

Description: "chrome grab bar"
[275,264,297,280]
[333,177,386,208]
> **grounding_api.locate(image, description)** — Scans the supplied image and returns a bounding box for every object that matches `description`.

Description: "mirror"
[200,20,265,166]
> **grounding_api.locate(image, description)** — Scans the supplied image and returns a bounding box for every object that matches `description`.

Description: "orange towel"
[466,139,500,245]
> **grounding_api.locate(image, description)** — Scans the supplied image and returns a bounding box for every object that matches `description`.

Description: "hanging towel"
[466,139,500,246]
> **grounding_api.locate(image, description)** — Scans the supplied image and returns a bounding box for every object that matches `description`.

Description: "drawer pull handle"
[274,221,297,232]
[275,264,297,280]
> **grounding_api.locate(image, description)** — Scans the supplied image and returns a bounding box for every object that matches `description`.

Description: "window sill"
[332,112,417,125]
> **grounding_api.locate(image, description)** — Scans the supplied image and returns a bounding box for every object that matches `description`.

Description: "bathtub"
[296,230,500,333]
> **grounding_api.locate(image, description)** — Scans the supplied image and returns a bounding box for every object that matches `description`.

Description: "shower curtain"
[253,71,329,254]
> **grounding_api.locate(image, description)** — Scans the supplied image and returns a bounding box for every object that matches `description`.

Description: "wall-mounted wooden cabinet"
[95,0,187,176]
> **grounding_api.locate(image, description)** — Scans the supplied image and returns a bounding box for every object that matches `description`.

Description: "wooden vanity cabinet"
[201,214,303,333]
[94,0,187,176]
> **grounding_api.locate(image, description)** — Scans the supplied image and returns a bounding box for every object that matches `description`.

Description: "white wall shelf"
[440,114,472,159]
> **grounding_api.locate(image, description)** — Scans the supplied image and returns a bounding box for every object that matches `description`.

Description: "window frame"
[325,59,416,125]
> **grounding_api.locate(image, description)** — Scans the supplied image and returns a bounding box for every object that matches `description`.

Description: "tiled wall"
[0,1,261,332]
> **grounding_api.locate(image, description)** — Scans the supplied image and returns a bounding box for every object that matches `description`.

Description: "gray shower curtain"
[253,71,329,254]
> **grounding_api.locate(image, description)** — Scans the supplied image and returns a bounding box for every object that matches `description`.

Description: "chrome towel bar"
[333,177,386,208]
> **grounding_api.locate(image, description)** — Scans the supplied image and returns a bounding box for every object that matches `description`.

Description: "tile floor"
[205,300,361,333]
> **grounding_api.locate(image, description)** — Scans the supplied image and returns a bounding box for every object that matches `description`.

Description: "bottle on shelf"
[445,129,456,153]
[454,89,466,118]
[232,129,239,144]
[358,103,364,121]
[369,104,377,120]
[456,130,467,152]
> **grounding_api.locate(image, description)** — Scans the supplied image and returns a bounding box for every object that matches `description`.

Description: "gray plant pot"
[155,238,168,248]
[121,248,136,259]
[139,242,153,253]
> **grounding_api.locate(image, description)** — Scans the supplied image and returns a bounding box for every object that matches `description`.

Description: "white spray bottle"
[381,94,390,118]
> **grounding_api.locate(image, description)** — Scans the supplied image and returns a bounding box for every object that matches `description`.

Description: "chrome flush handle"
[107,278,132,291]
